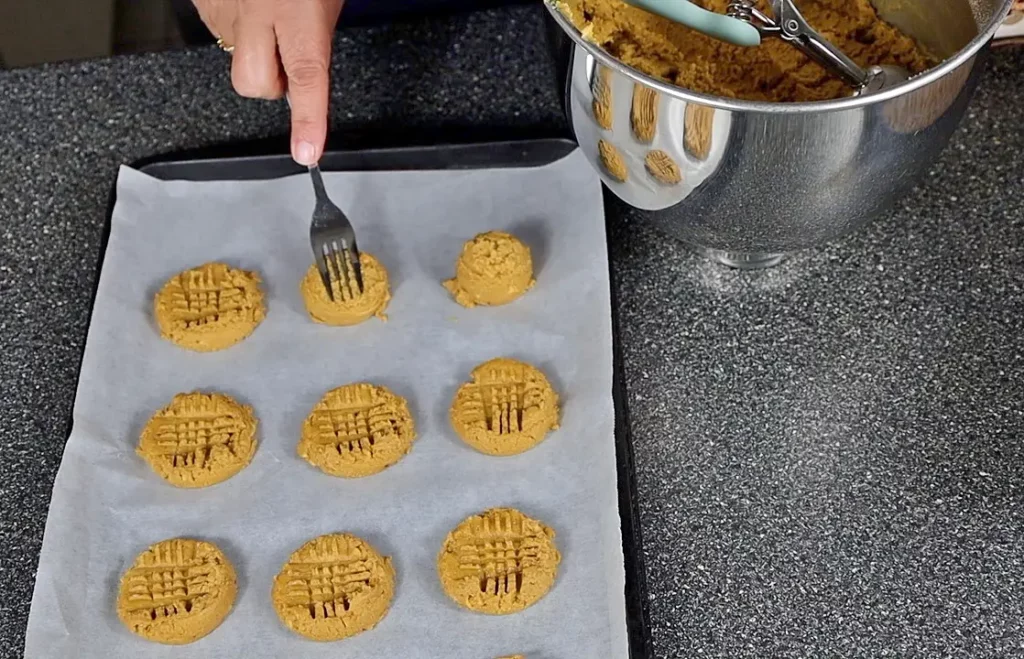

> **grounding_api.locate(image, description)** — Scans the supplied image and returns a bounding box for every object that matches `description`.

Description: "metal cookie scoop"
[623,0,910,95]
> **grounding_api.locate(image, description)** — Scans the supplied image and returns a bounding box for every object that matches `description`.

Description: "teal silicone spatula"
[623,0,762,46]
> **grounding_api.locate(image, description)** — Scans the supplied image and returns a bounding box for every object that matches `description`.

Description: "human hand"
[192,0,345,165]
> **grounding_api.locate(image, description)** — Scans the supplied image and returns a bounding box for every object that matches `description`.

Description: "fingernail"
[294,141,317,165]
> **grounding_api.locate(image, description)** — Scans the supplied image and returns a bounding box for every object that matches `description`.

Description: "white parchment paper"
[23,149,628,659]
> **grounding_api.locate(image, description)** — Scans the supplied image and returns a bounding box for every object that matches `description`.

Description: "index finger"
[276,3,335,165]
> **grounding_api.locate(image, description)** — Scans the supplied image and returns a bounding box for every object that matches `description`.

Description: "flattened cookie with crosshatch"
[299,383,416,477]
[300,252,391,326]
[116,538,237,644]
[154,262,266,352]
[272,533,395,641]
[450,357,559,456]
[137,392,257,488]
[438,508,561,615]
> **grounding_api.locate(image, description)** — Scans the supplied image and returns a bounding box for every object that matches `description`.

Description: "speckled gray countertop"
[1,5,1023,658]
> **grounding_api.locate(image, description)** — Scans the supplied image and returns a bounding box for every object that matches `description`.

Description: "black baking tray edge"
[96,136,653,659]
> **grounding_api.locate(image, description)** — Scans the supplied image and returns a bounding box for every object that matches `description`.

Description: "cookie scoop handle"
[623,0,762,47]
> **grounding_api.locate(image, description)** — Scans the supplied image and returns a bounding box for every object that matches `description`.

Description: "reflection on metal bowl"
[545,0,1015,268]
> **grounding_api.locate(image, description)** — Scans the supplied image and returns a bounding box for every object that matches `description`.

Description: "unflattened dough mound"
[443,231,534,308]
[137,392,258,488]
[300,252,391,325]
[299,383,416,477]
[450,357,560,456]
[272,533,395,641]
[154,262,266,352]
[116,538,237,645]
[438,508,561,615]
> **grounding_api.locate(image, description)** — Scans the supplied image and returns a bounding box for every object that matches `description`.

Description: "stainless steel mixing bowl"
[546,0,1014,268]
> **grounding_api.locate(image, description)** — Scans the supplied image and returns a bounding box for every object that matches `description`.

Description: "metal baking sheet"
[24,138,651,659]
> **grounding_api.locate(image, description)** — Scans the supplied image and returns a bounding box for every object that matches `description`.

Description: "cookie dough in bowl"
[443,231,534,307]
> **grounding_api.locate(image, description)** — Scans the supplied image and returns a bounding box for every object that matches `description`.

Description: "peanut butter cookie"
[443,231,535,308]
[450,357,560,456]
[438,508,561,615]
[116,538,237,644]
[137,392,258,488]
[300,252,391,325]
[272,533,395,641]
[154,262,266,352]
[299,383,416,478]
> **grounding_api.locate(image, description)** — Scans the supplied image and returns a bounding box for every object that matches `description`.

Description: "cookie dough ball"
[116,538,237,644]
[443,231,534,308]
[450,357,559,456]
[300,252,391,325]
[299,383,416,478]
[137,392,258,488]
[438,508,561,615]
[272,533,395,641]
[154,262,266,352]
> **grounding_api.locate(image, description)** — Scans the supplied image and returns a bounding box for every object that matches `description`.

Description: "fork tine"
[341,245,361,297]
[314,243,335,302]
[331,241,352,301]
[347,242,364,294]
[326,242,343,301]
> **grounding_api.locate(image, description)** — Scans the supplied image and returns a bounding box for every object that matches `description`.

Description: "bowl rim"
[545,0,1015,113]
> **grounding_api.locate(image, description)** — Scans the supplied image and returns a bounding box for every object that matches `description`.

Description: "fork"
[308,164,364,301]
